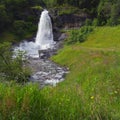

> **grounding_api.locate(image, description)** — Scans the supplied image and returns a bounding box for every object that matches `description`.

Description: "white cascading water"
[14,10,54,58]
[35,9,54,49]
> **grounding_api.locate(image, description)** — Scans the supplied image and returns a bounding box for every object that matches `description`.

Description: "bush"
[92,18,99,26]
[85,19,92,26]
[0,42,31,83]
[67,26,94,44]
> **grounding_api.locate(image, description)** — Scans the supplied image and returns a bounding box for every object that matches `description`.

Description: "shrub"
[67,26,94,44]
[92,18,99,26]
[85,19,92,26]
[0,42,31,83]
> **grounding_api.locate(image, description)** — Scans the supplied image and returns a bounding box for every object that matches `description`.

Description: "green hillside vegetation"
[0,26,120,119]
[0,0,120,42]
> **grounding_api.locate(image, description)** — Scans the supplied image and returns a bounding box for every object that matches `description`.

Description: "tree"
[108,0,120,25]
[97,1,112,25]
[0,5,9,32]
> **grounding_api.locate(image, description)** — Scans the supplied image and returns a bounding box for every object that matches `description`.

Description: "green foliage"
[13,20,26,39]
[42,0,57,7]
[108,1,120,26]
[0,0,42,34]
[0,5,10,32]
[31,5,43,10]
[92,18,99,26]
[0,42,31,82]
[67,26,93,44]
[97,1,112,25]
[57,4,79,15]
[85,19,92,26]
[96,0,120,26]
[13,20,36,39]
[0,83,47,120]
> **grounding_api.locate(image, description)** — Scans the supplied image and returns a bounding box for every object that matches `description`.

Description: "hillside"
[0,26,120,119]
[51,26,120,119]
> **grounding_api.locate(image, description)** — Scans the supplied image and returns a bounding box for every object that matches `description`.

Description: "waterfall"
[14,10,54,58]
[35,10,54,50]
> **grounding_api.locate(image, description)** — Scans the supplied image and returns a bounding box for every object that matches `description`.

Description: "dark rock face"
[50,10,90,41]
[53,27,61,41]
[50,10,90,29]
[56,13,90,28]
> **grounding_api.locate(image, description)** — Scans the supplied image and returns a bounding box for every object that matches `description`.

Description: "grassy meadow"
[0,26,120,119]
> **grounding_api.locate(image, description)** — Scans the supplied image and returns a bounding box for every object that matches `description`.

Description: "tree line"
[0,0,120,33]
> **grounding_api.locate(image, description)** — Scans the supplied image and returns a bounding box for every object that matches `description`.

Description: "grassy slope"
[51,26,120,119]
[0,26,120,119]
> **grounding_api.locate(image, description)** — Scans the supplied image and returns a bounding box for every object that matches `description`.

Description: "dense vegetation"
[0,42,31,83]
[0,0,120,38]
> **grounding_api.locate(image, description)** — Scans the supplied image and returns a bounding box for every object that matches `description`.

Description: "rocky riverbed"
[28,58,69,87]
[24,33,69,87]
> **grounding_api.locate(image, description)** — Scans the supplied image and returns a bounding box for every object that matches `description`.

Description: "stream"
[27,39,69,87]
[14,10,69,87]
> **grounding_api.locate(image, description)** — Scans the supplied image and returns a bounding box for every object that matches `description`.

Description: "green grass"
[0,26,120,119]
[51,26,120,119]
[81,26,120,48]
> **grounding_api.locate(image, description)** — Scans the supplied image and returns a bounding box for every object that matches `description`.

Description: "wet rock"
[58,33,67,41]
[28,58,69,87]
[22,33,69,87]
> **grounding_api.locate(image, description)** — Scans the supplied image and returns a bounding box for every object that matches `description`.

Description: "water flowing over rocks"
[28,58,69,87]
[14,10,69,87]
[14,35,68,87]
[27,40,69,87]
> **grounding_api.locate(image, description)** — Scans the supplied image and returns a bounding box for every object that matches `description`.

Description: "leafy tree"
[97,1,112,25]
[0,5,9,32]
[108,1,120,25]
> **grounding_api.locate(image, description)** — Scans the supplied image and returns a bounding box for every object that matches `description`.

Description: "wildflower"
[90,96,94,99]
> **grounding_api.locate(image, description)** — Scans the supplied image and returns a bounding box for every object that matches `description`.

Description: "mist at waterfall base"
[14,10,55,58]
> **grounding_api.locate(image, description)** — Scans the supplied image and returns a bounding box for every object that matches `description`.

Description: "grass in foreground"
[0,26,120,120]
